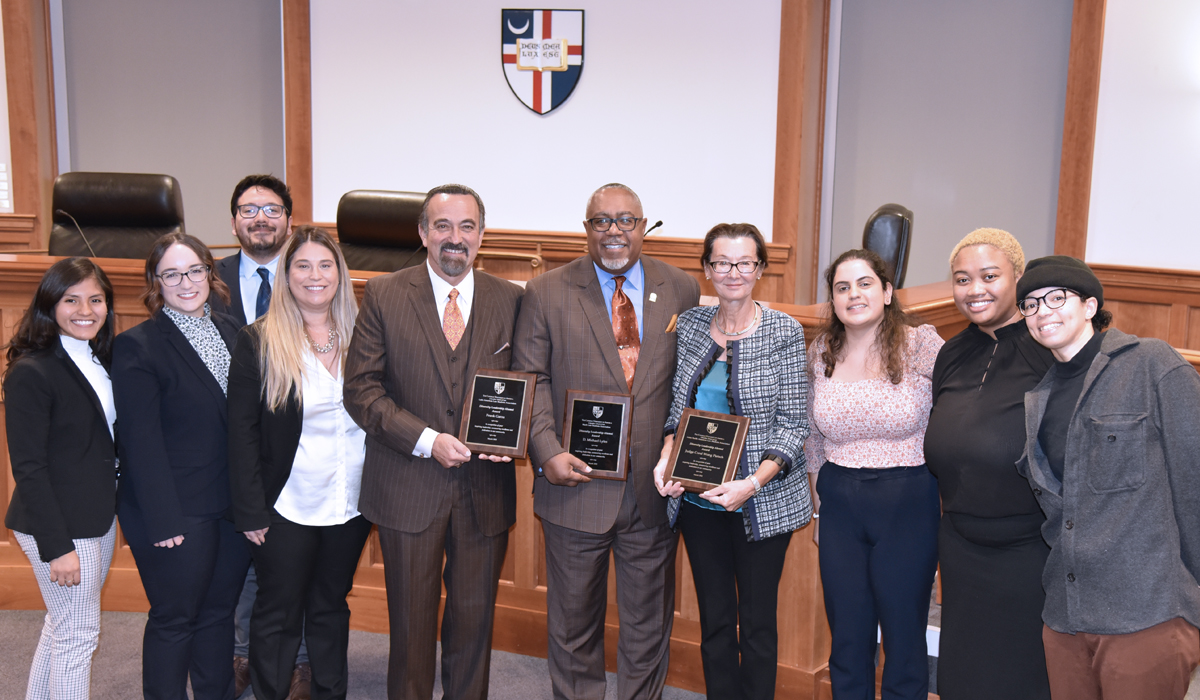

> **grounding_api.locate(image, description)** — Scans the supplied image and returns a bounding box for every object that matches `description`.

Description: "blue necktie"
[255,267,271,319]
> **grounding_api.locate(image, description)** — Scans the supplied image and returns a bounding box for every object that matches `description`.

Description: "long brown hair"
[4,257,116,380]
[141,232,231,315]
[819,249,921,384]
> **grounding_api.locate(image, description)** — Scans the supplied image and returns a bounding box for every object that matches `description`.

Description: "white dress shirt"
[60,335,116,439]
[274,350,365,526]
[237,252,281,322]
[412,262,476,459]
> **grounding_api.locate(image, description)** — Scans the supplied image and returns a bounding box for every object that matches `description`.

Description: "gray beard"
[600,256,630,271]
[438,248,470,277]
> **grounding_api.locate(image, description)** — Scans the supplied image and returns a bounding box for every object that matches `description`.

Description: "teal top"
[684,360,739,512]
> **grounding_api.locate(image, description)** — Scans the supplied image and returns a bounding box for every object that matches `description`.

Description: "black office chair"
[49,172,185,259]
[335,190,427,272]
[862,203,913,288]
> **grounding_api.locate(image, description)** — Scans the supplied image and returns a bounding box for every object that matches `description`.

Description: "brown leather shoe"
[288,662,312,700]
[232,656,251,698]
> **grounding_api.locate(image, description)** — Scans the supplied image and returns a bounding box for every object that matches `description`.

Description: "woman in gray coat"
[1016,255,1200,700]
[654,223,811,700]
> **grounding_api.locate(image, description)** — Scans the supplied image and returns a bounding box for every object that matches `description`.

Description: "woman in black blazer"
[227,226,370,700]
[5,257,119,699]
[112,233,252,700]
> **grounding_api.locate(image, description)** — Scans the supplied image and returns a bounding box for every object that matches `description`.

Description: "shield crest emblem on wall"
[502,9,584,115]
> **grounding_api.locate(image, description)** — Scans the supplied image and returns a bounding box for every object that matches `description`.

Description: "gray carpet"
[0,610,704,700]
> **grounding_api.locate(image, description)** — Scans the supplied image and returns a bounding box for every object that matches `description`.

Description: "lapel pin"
[649,293,657,302]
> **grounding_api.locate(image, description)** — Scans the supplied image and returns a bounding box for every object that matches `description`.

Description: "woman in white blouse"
[227,226,370,700]
[4,257,118,699]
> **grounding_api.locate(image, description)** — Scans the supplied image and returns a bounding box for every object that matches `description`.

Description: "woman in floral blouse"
[806,248,943,700]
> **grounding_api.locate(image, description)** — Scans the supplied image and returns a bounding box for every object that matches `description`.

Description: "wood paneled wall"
[1092,264,1200,350]
[0,252,966,698]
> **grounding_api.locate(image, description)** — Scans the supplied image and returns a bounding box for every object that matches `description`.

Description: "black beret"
[1016,255,1103,308]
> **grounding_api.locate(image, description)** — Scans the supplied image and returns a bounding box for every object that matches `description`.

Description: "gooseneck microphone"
[644,220,663,235]
[55,209,97,258]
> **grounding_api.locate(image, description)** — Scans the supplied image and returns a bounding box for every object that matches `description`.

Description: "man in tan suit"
[343,184,522,700]
[512,183,701,699]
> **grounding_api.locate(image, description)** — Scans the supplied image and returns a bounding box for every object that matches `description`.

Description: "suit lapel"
[156,312,229,417]
[409,271,455,398]
[222,254,248,326]
[465,274,501,377]
[53,339,108,429]
[631,258,668,396]
[574,261,629,392]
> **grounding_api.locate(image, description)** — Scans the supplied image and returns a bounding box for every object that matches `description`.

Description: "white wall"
[310,1,781,240]
[828,0,1073,288]
[60,0,284,244]
[1085,0,1200,269]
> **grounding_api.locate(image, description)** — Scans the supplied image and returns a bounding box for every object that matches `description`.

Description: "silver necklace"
[715,302,761,337]
[306,326,338,354]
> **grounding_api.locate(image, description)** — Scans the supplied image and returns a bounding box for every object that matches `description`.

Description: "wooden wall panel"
[1093,264,1200,351]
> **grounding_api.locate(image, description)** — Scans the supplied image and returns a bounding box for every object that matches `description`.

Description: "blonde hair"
[949,228,1026,275]
[258,226,358,411]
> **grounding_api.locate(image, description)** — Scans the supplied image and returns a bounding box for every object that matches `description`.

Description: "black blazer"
[111,310,240,543]
[227,324,303,532]
[3,339,117,562]
[210,252,248,326]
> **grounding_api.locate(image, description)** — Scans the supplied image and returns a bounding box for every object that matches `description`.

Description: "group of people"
[4,176,1199,700]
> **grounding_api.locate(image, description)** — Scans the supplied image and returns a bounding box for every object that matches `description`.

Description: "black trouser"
[121,507,251,700]
[248,512,371,700]
[677,503,792,700]
[817,463,939,700]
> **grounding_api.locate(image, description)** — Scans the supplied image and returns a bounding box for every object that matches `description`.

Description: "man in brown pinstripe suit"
[343,184,523,700]
[512,183,701,699]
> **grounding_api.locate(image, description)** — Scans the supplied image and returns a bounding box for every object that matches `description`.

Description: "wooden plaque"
[561,390,633,481]
[458,369,537,458]
[665,408,751,493]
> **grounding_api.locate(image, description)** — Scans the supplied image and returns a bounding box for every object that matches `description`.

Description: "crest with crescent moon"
[501,9,584,115]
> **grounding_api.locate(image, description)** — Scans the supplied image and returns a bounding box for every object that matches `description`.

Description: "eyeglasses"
[708,260,762,274]
[158,266,210,287]
[587,216,643,233]
[236,204,288,219]
[1017,288,1077,316]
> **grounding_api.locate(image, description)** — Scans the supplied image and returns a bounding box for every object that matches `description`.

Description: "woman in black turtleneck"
[924,229,1054,700]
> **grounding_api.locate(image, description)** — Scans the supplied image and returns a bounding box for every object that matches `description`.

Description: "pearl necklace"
[306,326,338,354]
[715,302,761,337]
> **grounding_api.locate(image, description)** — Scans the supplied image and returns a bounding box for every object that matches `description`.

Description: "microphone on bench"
[55,209,97,258]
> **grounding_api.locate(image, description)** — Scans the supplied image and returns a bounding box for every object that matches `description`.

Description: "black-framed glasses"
[1017,288,1077,317]
[237,204,288,219]
[158,266,210,287]
[708,260,762,274]
[587,216,642,233]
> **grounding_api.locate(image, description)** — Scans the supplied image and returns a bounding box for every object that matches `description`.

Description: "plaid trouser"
[15,518,116,700]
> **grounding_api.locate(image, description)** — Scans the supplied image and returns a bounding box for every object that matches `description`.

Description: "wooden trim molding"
[2,0,58,244]
[1053,0,1107,258]
[772,0,829,305]
[282,0,313,223]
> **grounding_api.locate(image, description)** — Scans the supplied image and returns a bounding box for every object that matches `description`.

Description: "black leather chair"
[335,190,427,272]
[49,172,185,259]
[862,203,913,288]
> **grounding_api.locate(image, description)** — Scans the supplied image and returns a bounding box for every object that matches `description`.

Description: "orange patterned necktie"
[443,288,465,350]
[612,276,640,390]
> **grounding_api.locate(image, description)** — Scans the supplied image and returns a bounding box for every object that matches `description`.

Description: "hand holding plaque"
[664,408,751,493]
[561,390,633,480]
[458,369,536,459]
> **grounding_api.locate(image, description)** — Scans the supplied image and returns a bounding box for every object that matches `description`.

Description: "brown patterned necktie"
[443,288,465,350]
[611,275,640,390]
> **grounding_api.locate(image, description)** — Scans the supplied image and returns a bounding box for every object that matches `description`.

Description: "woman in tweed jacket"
[654,223,811,700]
